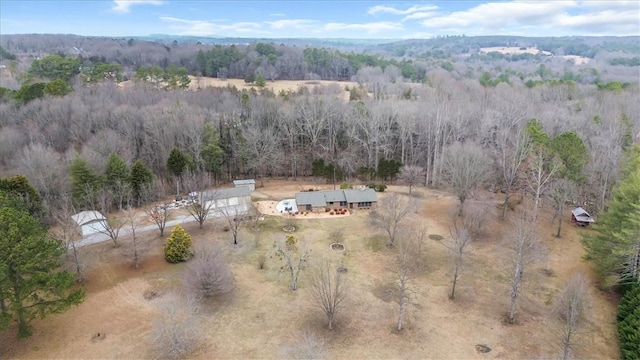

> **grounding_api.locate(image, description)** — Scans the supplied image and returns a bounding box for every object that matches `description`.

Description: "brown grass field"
[119,76,359,102]
[0,180,619,359]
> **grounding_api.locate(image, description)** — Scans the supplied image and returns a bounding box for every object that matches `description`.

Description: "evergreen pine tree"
[581,146,640,287]
[164,225,193,263]
[0,202,84,338]
[70,158,103,207]
[129,160,153,206]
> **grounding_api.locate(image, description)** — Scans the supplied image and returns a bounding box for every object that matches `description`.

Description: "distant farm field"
[480,47,590,64]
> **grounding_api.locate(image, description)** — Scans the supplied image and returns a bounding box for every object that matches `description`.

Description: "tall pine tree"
[581,145,640,288]
[70,158,103,208]
[129,160,153,206]
[167,148,188,197]
[104,153,130,209]
[0,200,84,338]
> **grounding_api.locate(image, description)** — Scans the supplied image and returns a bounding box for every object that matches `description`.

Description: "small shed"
[571,207,594,226]
[233,179,256,192]
[72,210,108,236]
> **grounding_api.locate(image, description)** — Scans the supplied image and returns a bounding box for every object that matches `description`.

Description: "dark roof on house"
[324,190,347,203]
[201,186,251,201]
[295,188,377,206]
[295,191,327,207]
[344,188,377,203]
[571,207,594,223]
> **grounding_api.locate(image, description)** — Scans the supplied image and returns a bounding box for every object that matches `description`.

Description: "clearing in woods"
[0,180,619,359]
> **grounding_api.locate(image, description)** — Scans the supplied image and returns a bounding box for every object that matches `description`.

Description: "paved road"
[76,204,249,248]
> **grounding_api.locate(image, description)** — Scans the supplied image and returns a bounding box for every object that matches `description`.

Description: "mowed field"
[0,180,619,359]
[119,76,359,101]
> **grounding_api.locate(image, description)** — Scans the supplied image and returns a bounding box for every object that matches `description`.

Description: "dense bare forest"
[0,34,638,218]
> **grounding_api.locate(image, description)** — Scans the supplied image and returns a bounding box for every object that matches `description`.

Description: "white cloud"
[422,1,577,29]
[159,16,267,36]
[266,19,317,30]
[579,0,639,10]
[112,0,163,13]
[323,22,403,34]
[368,4,438,15]
[418,0,639,36]
[402,11,437,21]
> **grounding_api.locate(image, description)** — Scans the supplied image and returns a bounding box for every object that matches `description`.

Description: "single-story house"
[199,186,252,214]
[233,179,256,192]
[571,207,594,226]
[71,210,108,237]
[295,188,377,212]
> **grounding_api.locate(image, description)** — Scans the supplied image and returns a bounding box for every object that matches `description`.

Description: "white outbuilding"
[71,210,108,237]
[200,187,252,214]
[233,179,256,192]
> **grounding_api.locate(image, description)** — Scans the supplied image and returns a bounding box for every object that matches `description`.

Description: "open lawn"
[0,180,619,359]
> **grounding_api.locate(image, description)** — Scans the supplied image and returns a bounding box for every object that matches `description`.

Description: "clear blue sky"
[1,1,638,38]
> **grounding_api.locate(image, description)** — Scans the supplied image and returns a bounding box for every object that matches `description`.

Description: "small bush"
[182,245,232,302]
[375,184,387,192]
[285,234,298,247]
[340,182,352,189]
[164,225,193,263]
[330,212,334,215]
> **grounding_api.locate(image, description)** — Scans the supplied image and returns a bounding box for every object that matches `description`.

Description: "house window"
[358,202,372,208]
[306,204,312,211]
[329,202,334,205]
[340,201,347,206]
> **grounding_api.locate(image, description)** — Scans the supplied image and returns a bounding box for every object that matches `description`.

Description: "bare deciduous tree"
[397,165,425,195]
[505,210,544,323]
[217,204,248,245]
[526,150,559,217]
[442,141,493,216]
[51,196,86,282]
[549,178,578,238]
[394,226,425,331]
[87,189,124,247]
[186,191,216,229]
[122,206,147,269]
[146,204,169,237]
[369,193,415,246]
[279,329,326,360]
[241,123,282,188]
[150,292,202,359]
[309,259,348,330]
[556,273,588,360]
[274,234,310,291]
[462,199,493,238]
[446,220,472,300]
[182,244,233,303]
[496,128,531,220]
